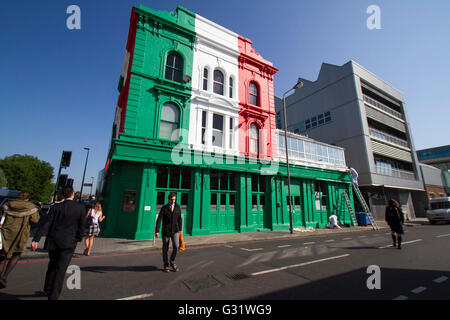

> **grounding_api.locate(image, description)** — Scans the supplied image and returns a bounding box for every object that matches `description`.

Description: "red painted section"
[237,36,278,160]
[117,8,138,136]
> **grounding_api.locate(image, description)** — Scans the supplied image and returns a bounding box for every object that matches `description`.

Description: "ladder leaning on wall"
[341,184,379,231]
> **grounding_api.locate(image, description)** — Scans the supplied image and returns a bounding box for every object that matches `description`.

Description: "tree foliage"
[0,154,54,202]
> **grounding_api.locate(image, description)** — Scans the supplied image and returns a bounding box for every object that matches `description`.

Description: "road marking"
[117,293,154,300]
[359,235,367,238]
[378,244,395,249]
[250,254,350,276]
[224,245,233,248]
[433,276,448,283]
[241,248,264,252]
[304,242,315,245]
[342,238,352,240]
[402,239,423,245]
[325,240,335,243]
[378,239,423,249]
[411,286,427,294]
[436,234,450,238]
[393,295,408,300]
[277,245,292,248]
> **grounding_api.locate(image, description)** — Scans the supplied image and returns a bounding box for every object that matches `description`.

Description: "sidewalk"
[22,218,428,260]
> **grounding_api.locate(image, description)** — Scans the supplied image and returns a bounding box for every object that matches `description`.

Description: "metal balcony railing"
[376,165,416,180]
[369,127,409,149]
[363,94,403,120]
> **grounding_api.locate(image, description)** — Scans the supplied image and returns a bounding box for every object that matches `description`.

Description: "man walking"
[155,192,182,273]
[31,186,86,300]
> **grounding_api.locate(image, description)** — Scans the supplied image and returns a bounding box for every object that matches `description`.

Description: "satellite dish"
[183,75,192,83]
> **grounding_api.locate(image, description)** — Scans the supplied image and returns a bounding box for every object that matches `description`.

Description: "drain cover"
[183,275,223,293]
[226,273,250,280]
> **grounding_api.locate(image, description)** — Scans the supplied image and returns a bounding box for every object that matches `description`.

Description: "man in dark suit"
[31,186,86,300]
[155,192,183,273]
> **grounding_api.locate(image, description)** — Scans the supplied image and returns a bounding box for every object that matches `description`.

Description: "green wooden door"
[314,181,329,227]
[284,178,305,228]
[209,171,238,233]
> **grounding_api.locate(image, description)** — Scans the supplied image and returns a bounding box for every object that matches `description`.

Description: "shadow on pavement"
[0,291,47,301]
[81,265,160,273]
[249,268,450,300]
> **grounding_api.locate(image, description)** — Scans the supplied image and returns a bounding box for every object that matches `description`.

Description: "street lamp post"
[89,176,94,198]
[282,79,304,234]
[79,147,90,202]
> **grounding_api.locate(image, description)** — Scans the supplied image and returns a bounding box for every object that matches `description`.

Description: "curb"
[19,224,395,261]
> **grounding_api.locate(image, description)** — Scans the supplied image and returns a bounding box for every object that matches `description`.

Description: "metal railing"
[363,94,403,120]
[376,165,416,180]
[369,127,409,148]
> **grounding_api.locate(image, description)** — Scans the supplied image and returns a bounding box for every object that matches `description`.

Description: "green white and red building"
[100,5,356,240]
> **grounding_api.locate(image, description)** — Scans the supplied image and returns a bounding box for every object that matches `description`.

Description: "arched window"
[249,123,259,155]
[159,103,180,140]
[213,70,224,95]
[229,76,234,98]
[203,68,209,91]
[249,82,259,106]
[165,52,183,83]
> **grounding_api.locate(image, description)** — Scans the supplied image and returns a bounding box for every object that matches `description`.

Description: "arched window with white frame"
[213,69,224,95]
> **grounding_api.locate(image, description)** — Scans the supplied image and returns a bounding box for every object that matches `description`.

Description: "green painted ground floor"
[101,157,356,240]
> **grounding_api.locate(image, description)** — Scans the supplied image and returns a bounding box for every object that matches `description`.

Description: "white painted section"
[250,254,350,276]
[436,234,450,238]
[433,276,448,283]
[241,248,264,252]
[117,293,154,300]
[411,286,427,294]
[190,14,240,157]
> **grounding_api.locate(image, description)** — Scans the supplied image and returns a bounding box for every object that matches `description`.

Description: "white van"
[426,197,450,224]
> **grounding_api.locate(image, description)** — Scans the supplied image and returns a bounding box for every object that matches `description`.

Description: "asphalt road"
[0,223,449,301]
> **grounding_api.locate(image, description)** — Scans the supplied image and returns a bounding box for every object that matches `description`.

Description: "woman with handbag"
[83,202,105,256]
[385,199,405,249]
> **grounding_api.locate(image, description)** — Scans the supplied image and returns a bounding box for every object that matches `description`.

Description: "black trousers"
[44,248,75,300]
[162,233,179,267]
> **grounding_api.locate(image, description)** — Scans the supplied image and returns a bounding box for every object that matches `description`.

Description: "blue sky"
[0,0,449,193]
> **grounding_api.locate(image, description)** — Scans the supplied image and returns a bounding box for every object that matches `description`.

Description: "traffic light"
[61,151,72,168]
[66,178,74,188]
[57,174,68,190]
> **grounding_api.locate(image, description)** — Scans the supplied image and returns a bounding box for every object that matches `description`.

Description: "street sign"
[83,183,92,187]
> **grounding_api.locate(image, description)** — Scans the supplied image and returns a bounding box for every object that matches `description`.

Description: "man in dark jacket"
[155,192,182,273]
[31,186,86,300]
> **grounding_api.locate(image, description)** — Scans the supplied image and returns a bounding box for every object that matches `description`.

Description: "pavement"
[22,218,429,260]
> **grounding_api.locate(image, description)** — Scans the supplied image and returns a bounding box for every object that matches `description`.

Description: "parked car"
[426,197,450,224]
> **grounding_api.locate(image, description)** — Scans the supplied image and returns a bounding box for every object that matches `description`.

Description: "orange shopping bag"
[178,232,185,252]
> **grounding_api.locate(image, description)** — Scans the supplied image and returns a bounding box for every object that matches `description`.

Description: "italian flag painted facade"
[101,5,355,240]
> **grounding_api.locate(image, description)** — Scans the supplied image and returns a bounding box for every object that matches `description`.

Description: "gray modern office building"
[275,60,425,220]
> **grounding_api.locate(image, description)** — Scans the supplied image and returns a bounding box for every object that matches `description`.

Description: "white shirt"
[91,209,101,224]
[329,214,338,226]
